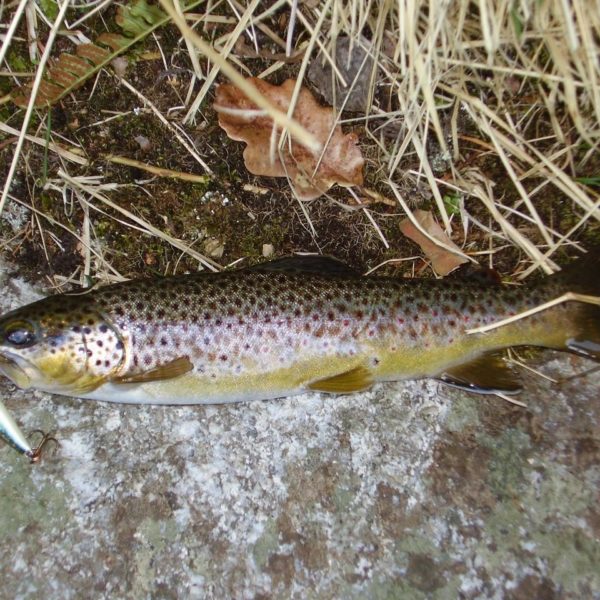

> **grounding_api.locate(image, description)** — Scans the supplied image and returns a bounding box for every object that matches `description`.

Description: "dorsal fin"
[438,353,522,395]
[248,255,360,277]
[449,264,502,285]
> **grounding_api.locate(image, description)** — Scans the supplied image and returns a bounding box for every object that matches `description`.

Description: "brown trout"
[0,255,598,413]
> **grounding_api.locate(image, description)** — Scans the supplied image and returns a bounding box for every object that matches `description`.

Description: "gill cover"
[0,295,126,395]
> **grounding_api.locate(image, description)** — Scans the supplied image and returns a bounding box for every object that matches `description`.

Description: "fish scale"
[68,269,564,392]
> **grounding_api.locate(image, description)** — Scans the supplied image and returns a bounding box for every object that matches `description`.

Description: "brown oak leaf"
[214,78,364,200]
[399,209,468,276]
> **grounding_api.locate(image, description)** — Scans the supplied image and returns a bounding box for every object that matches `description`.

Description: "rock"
[308,36,378,112]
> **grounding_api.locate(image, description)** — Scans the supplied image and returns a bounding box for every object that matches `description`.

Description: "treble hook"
[25,429,59,464]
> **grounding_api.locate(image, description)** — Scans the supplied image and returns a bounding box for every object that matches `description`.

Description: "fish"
[0,254,599,457]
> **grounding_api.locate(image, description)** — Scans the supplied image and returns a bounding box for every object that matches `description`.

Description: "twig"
[105,155,211,183]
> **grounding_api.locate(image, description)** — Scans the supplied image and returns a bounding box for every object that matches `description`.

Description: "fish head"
[0,296,126,395]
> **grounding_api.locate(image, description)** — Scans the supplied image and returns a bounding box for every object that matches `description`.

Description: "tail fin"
[548,251,600,361]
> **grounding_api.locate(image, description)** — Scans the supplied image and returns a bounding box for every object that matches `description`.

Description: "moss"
[0,453,70,537]
[445,393,480,433]
[479,428,531,501]
[252,519,280,569]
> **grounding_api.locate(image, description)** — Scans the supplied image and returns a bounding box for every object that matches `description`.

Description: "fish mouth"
[0,352,32,389]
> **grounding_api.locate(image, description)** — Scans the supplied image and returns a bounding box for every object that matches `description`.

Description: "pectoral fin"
[438,353,521,395]
[111,357,193,385]
[308,366,373,393]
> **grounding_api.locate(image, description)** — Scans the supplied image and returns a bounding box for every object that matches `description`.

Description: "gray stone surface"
[1,270,599,599]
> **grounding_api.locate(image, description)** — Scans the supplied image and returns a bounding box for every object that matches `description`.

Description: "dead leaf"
[214,78,364,200]
[399,209,468,276]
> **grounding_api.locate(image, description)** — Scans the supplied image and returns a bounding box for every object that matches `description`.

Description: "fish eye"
[3,321,36,348]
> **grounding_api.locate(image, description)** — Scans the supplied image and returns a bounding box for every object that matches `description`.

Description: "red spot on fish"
[343,319,350,326]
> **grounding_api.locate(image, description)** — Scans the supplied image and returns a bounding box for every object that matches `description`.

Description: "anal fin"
[112,356,193,385]
[438,353,522,395]
[308,366,373,394]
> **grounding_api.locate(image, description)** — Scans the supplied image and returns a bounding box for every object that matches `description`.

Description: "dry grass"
[1,0,599,287]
